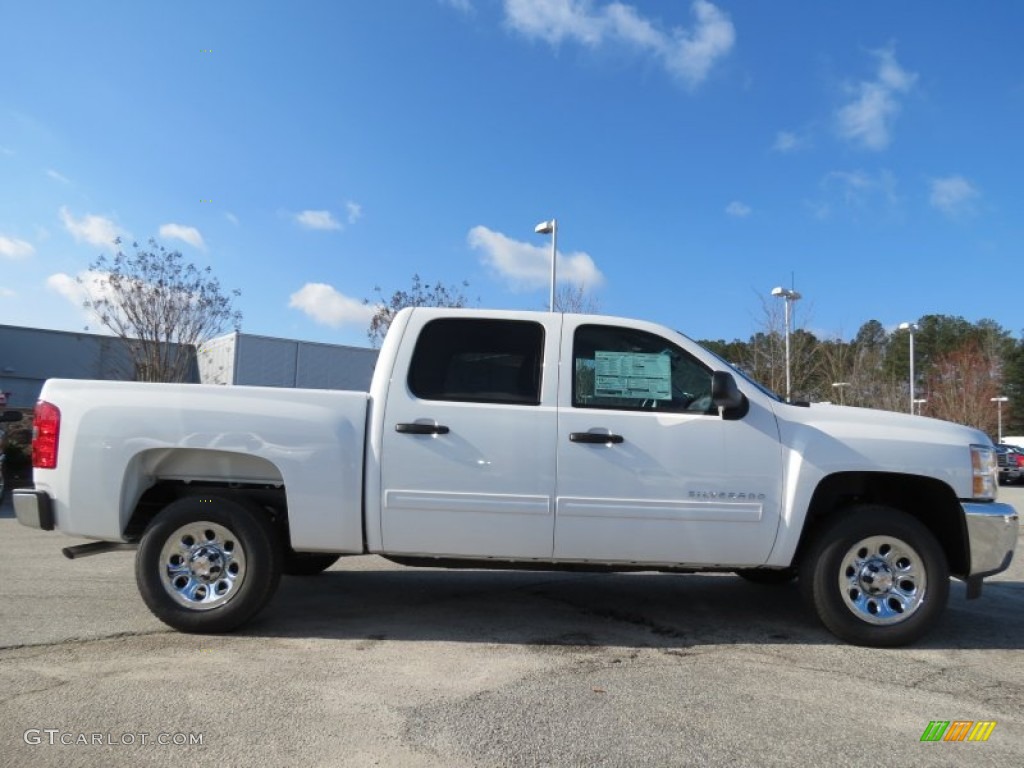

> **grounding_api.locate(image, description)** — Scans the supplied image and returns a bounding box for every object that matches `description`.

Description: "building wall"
[0,326,137,407]
[195,333,237,386]
[198,332,378,391]
[2,326,378,408]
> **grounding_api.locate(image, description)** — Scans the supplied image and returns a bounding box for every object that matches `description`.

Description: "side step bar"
[62,542,138,559]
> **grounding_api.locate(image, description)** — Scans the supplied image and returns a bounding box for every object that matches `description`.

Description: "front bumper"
[962,501,1019,597]
[13,489,54,531]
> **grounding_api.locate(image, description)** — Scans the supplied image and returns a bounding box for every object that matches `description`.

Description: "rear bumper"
[13,489,54,531]
[962,501,1018,596]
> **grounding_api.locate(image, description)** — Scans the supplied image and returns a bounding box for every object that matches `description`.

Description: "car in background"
[996,443,1024,485]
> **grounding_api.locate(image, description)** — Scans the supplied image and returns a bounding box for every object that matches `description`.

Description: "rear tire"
[136,496,282,633]
[799,505,949,647]
[735,568,797,585]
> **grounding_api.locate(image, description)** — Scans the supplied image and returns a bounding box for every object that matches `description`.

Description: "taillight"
[32,400,61,469]
[1016,455,1024,468]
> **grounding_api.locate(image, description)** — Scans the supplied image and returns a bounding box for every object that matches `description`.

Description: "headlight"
[970,444,997,500]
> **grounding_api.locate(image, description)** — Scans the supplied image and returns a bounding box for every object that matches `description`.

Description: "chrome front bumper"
[962,501,1019,597]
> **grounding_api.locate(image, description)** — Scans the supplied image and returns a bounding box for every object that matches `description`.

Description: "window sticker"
[593,351,671,400]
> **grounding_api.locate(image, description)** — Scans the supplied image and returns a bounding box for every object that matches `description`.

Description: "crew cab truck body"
[14,308,1020,646]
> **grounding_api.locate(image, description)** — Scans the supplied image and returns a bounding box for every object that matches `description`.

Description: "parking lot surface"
[2,489,1023,767]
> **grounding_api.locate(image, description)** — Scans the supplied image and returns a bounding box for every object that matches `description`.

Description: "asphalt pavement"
[2,488,1023,767]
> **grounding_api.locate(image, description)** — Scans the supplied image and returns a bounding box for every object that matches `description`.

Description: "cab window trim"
[407,318,546,406]
[571,323,715,414]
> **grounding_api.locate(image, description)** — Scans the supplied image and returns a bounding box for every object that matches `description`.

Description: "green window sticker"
[594,351,671,400]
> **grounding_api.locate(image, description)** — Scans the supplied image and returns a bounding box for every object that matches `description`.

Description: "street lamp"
[832,382,850,405]
[991,396,1009,443]
[898,322,918,414]
[771,286,801,401]
[534,219,558,312]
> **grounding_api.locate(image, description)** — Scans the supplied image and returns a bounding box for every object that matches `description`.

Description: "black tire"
[136,496,282,634]
[799,505,949,647]
[282,551,341,576]
[735,568,797,585]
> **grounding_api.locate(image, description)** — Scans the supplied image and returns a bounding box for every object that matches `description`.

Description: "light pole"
[991,396,1009,443]
[898,322,918,414]
[534,219,557,312]
[771,286,801,401]
[832,381,850,405]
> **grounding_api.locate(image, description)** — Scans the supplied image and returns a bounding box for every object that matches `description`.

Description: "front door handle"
[569,431,624,445]
[396,423,450,435]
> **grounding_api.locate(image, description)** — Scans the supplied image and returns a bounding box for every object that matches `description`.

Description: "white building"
[198,332,378,390]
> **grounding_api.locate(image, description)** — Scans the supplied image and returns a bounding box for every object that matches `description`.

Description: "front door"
[554,319,783,566]
[379,313,560,559]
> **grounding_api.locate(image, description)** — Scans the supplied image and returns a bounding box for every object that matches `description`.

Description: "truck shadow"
[249,563,1024,651]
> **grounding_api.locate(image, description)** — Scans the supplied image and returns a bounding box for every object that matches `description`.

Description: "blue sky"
[2,1,1022,348]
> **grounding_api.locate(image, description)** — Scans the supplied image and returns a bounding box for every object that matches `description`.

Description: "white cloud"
[46,270,115,326]
[46,169,71,184]
[468,225,604,291]
[59,206,120,249]
[818,169,901,213]
[0,146,13,156]
[725,201,751,218]
[772,130,804,153]
[225,212,240,226]
[930,175,979,217]
[346,201,363,224]
[295,210,342,231]
[159,223,206,250]
[288,283,375,328]
[0,235,35,260]
[441,0,473,12]
[46,272,85,305]
[0,287,15,298]
[803,200,831,220]
[837,49,917,151]
[503,0,735,88]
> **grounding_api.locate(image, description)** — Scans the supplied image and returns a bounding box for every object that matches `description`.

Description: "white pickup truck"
[14,308,1019,646]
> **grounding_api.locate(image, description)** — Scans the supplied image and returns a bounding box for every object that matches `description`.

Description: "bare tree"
[366,274,472,347]
[552,283,601,314]
[744,293,819,400]
[925,342,1002,432]
[81,238,241,382]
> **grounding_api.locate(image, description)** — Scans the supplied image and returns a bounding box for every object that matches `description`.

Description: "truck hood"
[772,402,991,499]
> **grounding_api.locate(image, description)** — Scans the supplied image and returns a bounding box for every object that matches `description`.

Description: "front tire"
[282,551,341,576]
[799,505,949,647]
[136,497,282,633]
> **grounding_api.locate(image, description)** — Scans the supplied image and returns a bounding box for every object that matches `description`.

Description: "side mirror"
[711,372,747,419]
[1,410,22,424]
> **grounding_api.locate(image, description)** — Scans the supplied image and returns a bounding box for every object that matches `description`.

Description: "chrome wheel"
[838,535,927,625]
[158,521,246,610]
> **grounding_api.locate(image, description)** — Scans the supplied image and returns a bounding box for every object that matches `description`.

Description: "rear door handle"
[396,423,450,435]
[569,432,624,445]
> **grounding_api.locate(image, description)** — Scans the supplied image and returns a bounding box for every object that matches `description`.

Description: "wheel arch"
[794,472,968,578]
[121,448,288,541]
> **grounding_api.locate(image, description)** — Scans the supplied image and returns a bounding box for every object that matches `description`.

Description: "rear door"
[379,312,560,558]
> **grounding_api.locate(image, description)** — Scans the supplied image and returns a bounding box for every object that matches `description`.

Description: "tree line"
[369,277,1022,439]
[699,306,1024,439]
